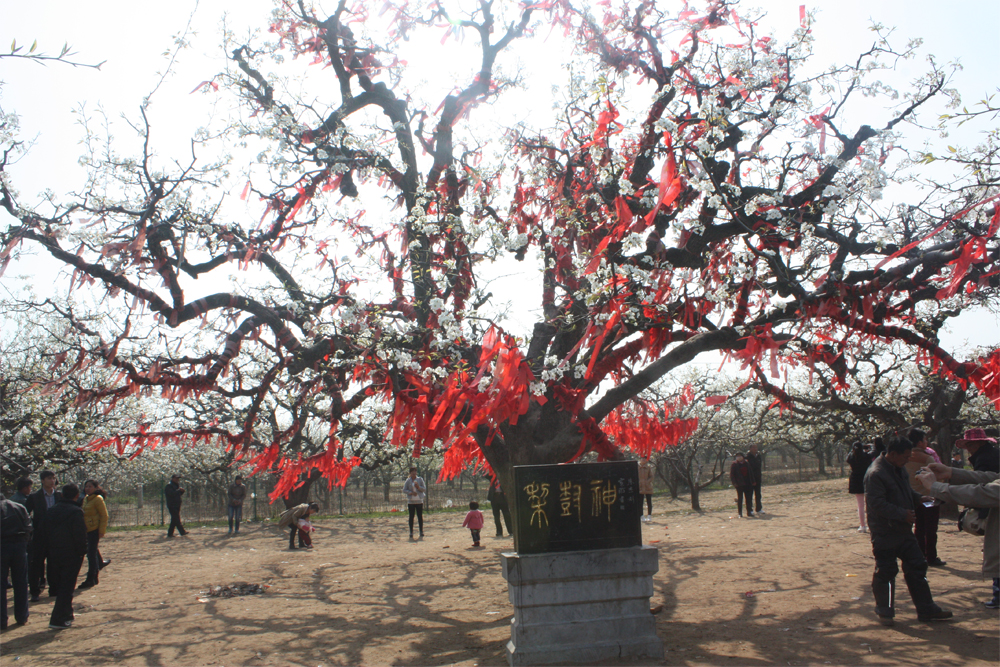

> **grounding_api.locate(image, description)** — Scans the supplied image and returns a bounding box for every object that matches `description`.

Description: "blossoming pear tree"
[2,0,998,505]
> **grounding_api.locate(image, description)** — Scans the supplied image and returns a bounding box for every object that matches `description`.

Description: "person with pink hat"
[917,427,999,611]
[957,428,999,474]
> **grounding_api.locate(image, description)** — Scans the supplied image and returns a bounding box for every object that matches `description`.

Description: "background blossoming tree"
[2,0,998,505]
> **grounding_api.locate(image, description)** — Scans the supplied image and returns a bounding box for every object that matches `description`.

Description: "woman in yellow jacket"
[79,480,109,589]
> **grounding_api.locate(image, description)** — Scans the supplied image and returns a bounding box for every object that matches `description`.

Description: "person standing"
[729,453,755,518]
[164,474,187,537]
[403,467,426,539]
[916,462,998,609]
[462,501,485,547]
[24,470,60,601]
[1,494,32,630]
[847,441,872,533]
[11,477,32,506]
[637,457,654,522]
[46,484,88,630]
[227,476,247,535]
[746,444,764,514]
[864,435,952,626]
[487,479,512,537]
[78,480,109,590]
[871,437,885,459]
[905,429,945,567]
[959,428,1000,474]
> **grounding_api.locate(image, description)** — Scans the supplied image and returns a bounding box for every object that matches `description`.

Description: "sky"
[2,0,998,358]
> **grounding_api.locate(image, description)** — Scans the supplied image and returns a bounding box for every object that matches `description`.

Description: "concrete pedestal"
[500,546,662,666]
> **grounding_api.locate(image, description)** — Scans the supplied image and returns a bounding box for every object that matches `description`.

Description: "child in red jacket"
[462,501,485,547]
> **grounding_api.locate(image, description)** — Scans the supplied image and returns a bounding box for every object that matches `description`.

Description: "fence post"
[160,477,165,526]
[253,477,258,522]
[338,486,343,515]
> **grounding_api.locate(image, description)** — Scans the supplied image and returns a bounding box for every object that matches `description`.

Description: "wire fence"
[96,476,493,528]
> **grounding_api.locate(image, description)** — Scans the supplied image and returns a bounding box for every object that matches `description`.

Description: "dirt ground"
[2,477,997,666]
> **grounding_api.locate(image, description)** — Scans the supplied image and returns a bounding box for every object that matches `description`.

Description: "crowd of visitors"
[1,473,99,631]
[846,426,1000,623]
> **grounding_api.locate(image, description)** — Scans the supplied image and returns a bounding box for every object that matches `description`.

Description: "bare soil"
[2,478,997,666]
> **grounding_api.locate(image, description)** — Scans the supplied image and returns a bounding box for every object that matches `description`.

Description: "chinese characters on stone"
[525,479,621,526]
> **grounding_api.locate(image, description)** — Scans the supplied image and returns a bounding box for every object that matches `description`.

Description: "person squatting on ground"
[463,501,484,547]
[487,479,512,537]
[916,459,999,609]
[164,474,187,537]
[227,476,247,535]
[638,457,654,522]
[746,444,764,514]
[46,483,88,630]
[79,480,109,590]
[729,453,755,518]
[1,493,32,630]
[905,429,945,567]
[864,435,952,626]
[404,468,426,539]
[25,470,60,601]
[296,517,316,548]
[848,441,873,532]
[279,502,319,549]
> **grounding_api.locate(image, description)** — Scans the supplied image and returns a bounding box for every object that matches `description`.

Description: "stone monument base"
[500,546,662,666]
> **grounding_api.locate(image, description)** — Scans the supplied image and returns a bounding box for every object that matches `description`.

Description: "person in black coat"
[729,453,756,518]
[847,441,873,533]
[1,494,33,629]
[45,484,88,629]
[864,436,951,626]
[746,444,764,514]
[24,470,61,601]
[164,474,187,537]
[487,479,512,537]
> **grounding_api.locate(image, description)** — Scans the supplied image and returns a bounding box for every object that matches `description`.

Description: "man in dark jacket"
[864,436,952,626]
[1,494,33,629]
[729,453,755,518]
[164,474,187,537]
[46,484,88,629]
[24,470,61,601]
[487,480,512,538]
[746,444,764,514]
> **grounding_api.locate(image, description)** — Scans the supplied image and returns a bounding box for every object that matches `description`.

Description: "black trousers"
[288,524,306,548]
[640,494,653,515]
[871,536,936,617]
[167,506,186,536]
[736,487,753,516]
[47,555,83,626]
[1,540,29,627]
[28,538,48,597]
[408,503,424,535]
[752,483,762,512]
[85,531,101,584]
[914,503,940,561]
[492,502,512,536]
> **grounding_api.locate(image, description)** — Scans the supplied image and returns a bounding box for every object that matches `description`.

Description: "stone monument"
[500,461,663,666]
